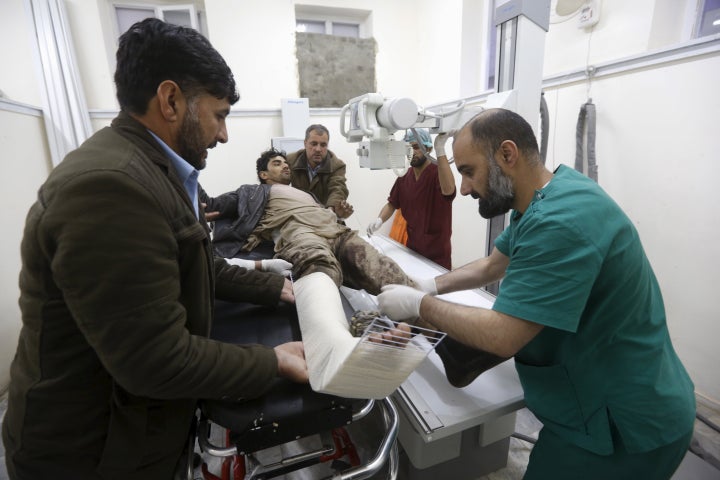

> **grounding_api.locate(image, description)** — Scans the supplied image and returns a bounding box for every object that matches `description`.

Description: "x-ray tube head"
[340,93,422,169]
[340,93,419,142]
[376,97,418,131]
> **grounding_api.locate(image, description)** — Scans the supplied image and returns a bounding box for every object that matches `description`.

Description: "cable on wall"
[539,91,549,165]
[574,15,598,182]
[574,98,597,182]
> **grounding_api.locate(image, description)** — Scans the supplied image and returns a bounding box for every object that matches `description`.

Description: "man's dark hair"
[114,18,240,115]
[305,124,329,141]
[468,109,540,163]
[256,148,287,183]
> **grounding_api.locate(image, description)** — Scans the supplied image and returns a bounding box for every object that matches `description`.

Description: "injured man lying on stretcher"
[200,147,413,295]
[200,148,504,398]
[198,148,439,398]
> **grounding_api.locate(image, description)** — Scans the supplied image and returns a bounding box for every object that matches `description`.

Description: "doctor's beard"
[476,154,515,219]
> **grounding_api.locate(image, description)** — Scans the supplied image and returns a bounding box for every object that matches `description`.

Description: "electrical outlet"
[578,0,601,29]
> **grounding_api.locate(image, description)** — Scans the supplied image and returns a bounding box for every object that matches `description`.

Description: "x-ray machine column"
[485,0,550,294]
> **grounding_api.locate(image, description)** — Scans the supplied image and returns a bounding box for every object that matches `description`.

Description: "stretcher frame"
[188,241,404,479]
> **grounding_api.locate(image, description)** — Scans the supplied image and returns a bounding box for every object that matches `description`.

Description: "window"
[459,0,496,97]
[113,2,207,37]
[486,14,498,91]
[294,5,371,38]
[296,18,360,38]
[296,19,325,35]
[332,22,360,38]
[695,0,720,37]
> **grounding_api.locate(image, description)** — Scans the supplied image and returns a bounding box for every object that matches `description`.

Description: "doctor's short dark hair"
[256,148,287,183]
[467,109,540,163]
[114,18,240,115]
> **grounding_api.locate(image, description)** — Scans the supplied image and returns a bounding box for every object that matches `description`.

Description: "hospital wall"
[1,0,719,406]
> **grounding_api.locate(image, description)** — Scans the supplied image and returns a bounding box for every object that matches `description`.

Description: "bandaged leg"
[294,272,431,399]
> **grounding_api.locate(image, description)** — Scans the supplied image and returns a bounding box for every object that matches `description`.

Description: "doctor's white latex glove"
[377,284,427,322]
[433,130,456,158]
[367,217,383,236]
[225,257,293,277]
[261,259,293,277]
[410,275,438,295]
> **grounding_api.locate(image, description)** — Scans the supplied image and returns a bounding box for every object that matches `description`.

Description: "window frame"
[295,17,361,38]
[157,4,199,29]
[694,0,720,38]
[294,5,371,38]
[112,2,205,39]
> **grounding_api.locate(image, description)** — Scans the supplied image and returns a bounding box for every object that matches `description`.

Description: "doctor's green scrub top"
[493,165,694,456]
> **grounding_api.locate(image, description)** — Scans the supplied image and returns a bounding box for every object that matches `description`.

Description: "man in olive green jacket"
[287,124,355,219]
[2,19,307,480]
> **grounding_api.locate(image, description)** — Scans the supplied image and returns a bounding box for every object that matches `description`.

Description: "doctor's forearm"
[379,203,395,223]
[435,257,504,294]
[437,156,456,196]
[419,296,542,358]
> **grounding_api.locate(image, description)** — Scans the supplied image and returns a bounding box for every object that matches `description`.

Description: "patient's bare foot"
[368,322,411,346]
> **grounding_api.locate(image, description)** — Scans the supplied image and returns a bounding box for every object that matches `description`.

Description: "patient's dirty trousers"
[247,194,411,295]
[284,229,411,294]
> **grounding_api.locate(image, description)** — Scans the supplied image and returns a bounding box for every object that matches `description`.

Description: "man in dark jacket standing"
[287,124,355,219]
[2,19,307,480]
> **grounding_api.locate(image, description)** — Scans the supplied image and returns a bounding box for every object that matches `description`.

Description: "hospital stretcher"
[192,244,401,480]
[188,236,524,479]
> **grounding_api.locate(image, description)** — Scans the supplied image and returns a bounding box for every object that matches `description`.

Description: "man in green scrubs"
[377,109,695,479]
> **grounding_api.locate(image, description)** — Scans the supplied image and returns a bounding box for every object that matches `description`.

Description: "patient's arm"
[332,200,354,219]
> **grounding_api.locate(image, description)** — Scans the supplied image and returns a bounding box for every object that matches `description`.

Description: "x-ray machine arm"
[338,0,551,170]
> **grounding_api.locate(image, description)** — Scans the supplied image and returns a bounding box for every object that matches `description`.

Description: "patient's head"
[257,148,291,185]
